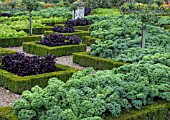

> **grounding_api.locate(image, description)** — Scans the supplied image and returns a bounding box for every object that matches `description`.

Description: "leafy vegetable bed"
[0,63,79,94]
[2,53,57,76]
[89,14,170,63]
[12,63,170,119]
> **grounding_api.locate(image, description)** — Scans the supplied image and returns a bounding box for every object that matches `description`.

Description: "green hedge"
[54,24,91,31]
[0,64,79,94]
[23,42,86,57]
[162,25,170,29]
[0,101,169,120]
[74,25,91,31]
[105,101,170,120]
[0,107,18,120]
[43,30,91,38]
[16,26,53,35]
[0,35,42,47]
[82,36,100,45]
[0,48,16,62]
[73,52,127,70]
[42,21,65,26]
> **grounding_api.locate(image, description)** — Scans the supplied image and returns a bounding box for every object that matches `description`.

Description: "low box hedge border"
[73,52,127,70]
[16,26,53,35]
[82,36,100,45]
[0,35,42,47]
[0,48,16,62]
[42,21,65,26]
[105,100,170,120]
[0,63,79,94]
[162,25,170,29]
[54,24,91,31]
[74,25,91,31]
[43,30,91,38]
[23,42,87,57]
[0,101,169,120]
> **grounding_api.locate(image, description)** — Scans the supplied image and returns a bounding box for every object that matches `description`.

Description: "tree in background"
[154,0,164,10]
[22,0,39,36]
[8,0,17,15]
[140,8,156,48]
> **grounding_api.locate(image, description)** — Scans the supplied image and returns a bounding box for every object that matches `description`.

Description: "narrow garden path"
[0,46,91,107]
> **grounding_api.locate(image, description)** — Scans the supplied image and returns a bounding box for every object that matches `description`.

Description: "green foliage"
[31,7,71,18]
[157,16,170,25]
[8,0,17,8]
[13,7,72,18]
[3,20,45,30]
[22,0,39,12]
[89,14,170,63]
[13,63,170,119]
[139,53,170,67]
[0,24,27,38]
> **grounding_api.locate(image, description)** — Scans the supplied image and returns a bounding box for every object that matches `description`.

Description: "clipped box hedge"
[162,25,170,29]
[73,52,127,70]
[0,48,16,62]
[0,101,169,120]
[0,35,42,47]
[43,30,91,38]
[82,36,100,45]
[105,101,170,120]
[23,42,86,57]
[54,24,91,31]
[74,25,91,31]
[0,64,79,94]
[16,26,53,35]
[42,21,65,26]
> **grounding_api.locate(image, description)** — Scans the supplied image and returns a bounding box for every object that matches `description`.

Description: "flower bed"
[73,52,126,70]
[0,35,41,47]
[23,42,86,57]
[0,63,79,94]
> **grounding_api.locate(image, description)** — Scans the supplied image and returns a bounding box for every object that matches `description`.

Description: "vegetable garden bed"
[23,42,86,57]
[0,35,41,47]
[73,52,126,70]
[0,63,79,94]
[44,30,90,38]
[0,100,169,120]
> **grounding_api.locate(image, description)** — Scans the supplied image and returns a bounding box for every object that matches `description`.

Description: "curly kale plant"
[13,63,170,120]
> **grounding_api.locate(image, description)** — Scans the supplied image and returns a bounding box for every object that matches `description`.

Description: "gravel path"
[0,46,91,107]
[0,87,21,107]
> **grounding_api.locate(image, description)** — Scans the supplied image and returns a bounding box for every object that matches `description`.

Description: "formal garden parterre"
[0,0,170,120]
